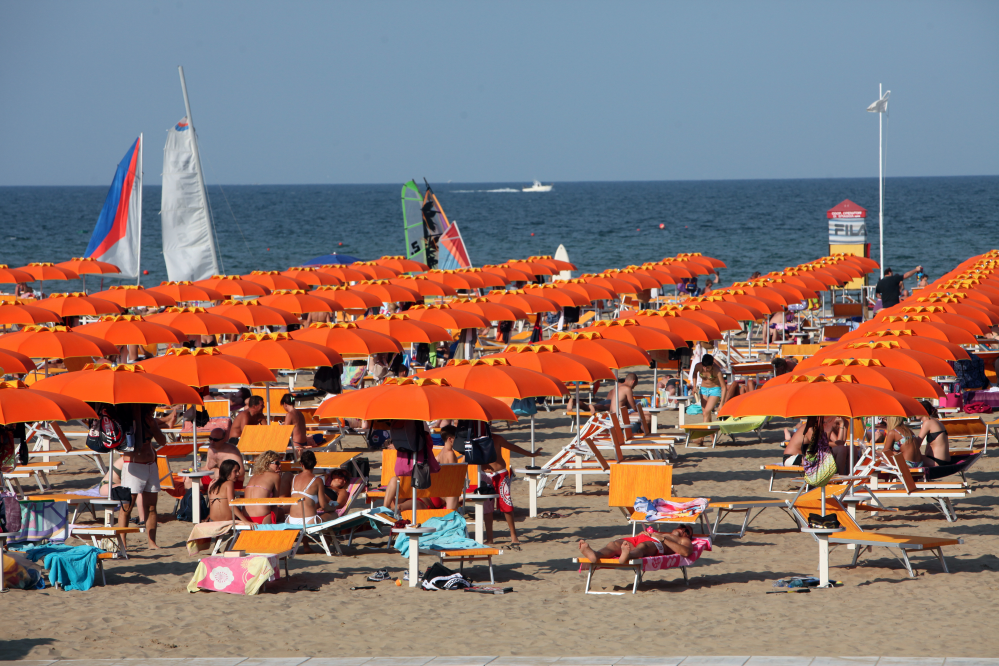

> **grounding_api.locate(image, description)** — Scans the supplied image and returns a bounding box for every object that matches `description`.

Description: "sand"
[3,371,998,660]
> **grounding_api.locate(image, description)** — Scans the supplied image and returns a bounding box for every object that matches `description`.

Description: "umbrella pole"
[528,413,537,468]
[108,448,114,500]
[849,417,855,476]
[192,403,199,472]
[411,482,419,527]
[614,368,621,422]
[747,322,752,357]
[265,384,271,425]
[652,363,658,408]
[575,382,581,435]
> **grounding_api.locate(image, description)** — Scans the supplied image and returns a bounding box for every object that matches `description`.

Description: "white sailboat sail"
[160,68,220,281]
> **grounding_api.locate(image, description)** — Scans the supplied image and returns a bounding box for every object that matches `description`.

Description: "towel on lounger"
[394,512,484,557]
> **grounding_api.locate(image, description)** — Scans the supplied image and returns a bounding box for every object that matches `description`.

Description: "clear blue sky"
[2,1,996,186]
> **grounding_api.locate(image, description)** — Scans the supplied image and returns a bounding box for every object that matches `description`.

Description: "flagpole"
[878,83,884,280]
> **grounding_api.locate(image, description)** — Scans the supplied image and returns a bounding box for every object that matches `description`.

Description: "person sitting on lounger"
[242,450,285,524]
[383,426,463,513]
[323,468,351,509]
[917,401,951,465]
[287,450,329,526]
[207,459,253,526]
[280,392,310,452]
[229,395,266,442]
[578,525,694,565]
[884,416,929,468]
[569,373,645,428]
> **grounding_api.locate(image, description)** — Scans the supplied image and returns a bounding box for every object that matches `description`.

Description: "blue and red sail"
[85,136,142,278]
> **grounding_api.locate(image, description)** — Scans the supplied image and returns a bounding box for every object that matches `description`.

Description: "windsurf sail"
[438,221,471,270]
[402,180,426,266]
[85,135,142,279]
[161,68,220,281]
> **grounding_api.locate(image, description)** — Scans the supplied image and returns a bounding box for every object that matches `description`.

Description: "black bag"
[414,343,430,365]
[110,486,133,505]
[13,423,27,466]
[390,421,422,452]
[1,490,21,534]
[456,420,497,465]
[413,461,432,489]
[807,512,840,530]
[314,365,343,395]
[342,457,370,481]
[176,487,209,522]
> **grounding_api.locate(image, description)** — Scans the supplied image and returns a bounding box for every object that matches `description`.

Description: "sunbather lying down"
[578,525,693,565]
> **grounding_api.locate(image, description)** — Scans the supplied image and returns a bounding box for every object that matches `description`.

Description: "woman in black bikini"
[207,459,253,525]
[917,401,951,465]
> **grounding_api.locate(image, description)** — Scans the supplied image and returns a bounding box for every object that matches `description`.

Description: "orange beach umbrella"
[771,358,944,399]
[0,380,97,424]
[146,307,247,336]
[290,322,403,357]
[73,315,186,345]
[193,275,270,298]
[32,363,204,406]
[91,285,177,308]
[0,325,119,358]
[207,300,299,327]
[34,293,121,317]
[355,314,452,344]
[148,281,224,303]
[138,347,276,386]
[218,332,343,370]
[0,300,62,325]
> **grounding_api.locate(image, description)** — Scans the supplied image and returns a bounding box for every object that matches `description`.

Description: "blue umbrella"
[302,252,360,266]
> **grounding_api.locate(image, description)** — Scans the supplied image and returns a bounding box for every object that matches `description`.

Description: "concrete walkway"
[3,657,997,666]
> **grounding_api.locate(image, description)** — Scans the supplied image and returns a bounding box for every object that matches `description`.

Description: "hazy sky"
[2,1,996,186]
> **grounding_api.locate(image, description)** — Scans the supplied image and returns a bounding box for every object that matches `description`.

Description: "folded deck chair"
[573,536,712,594]
[787,485,963,578]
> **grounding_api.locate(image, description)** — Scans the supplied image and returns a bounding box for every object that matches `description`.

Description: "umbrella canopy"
[751,277,819,300]
[0,348,38,374]
[904,302,999,326]
[659,304,742,332]
[207,300,299,327]
[315,376,517,422]
[648,261,695,280]
[55,257,121,276]
[527,255,577,271]
[311,286,382,310]
[449,297,528,322]
[32,363,204,405]
[16,263,80,282]
[74,315,187,345]
[629,265,679,285]
[719,374,927,419]
[147,281,224,303]
[844,316,978,345]
[138,347,275,387]
[552,279,616,302]
[485,290,559,314]
[603,269,659,291]
[421,358,568,399]
[872,311,990,336]
[218,332,343,370]
[522,283,590,307]
[351,261,400,280]
[628,310,723,341]
[147,307,247,336]
[34,292,122,317]
[458,268,506,288]
[193,275,270,298]
[541,331,652,369]
[578,274,637,296]
[717,290,783,315]
[302,252,360,266]
[790,268,843,288]
[91,285,177,308]
[0,325,118,358]
[581,319,687,351]
[796,341,956,377]
[914,296,999,319]
[662,259,710,276]
[769,272,830,293]
[281,267,342,287]
[0,380,98,424]
[315,265,369,283]
[505,260,555,277]
[821,330,970,362]
[486,344,615,382]
[355,314,452,344]
[771,358,944,399]
[0,300,62,325]
[422,269,485,290]
[374,255,429,273]
[676,252,726,269]
[352,280,421,304]
[480,264,533,283]
[802,264,854,283]
[241,271,308,292]
[290,322,403,356]
[257,290,337,314]
[388,276,458,297]
[405,304,491,330]
[0,265,34,284]
[685,295,763,321]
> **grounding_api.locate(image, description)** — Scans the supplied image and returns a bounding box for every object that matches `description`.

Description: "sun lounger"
[2,461,62,496]
[69,525,143,559]
[708,498,795,537]
[939,416,988,452]
[853,452,973,523]
[606,462,712,537]
[787,485,963,578]
[230,528,303,577]
[681,415,771,449]
[26,422,106,473]
[573,536,712,594]
[236,424,295,463]
[761,463,806,493]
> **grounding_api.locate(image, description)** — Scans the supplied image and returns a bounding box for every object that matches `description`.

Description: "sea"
[0,177,996,291]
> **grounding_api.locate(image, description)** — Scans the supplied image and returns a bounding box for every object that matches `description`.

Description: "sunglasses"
[209,436,224,442]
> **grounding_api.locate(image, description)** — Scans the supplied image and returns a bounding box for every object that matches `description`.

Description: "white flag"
[866,90,890,113]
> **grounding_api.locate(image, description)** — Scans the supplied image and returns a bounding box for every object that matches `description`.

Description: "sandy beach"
[3,371,997,661]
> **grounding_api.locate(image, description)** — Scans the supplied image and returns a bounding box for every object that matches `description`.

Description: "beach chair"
[572,536,712,594]
[26,422,106,473]
[708,497,796,538]
[606,462,713,537]
[230,528,304,577]
[69,525,144,559]
[761,462,806,493]
[2,461,62,496]
[787,486,963,578]
[856,452,973,523]
[940,416,988,452]
[399,507,504,583]
[236,424,295,466]
[156,457,189,515]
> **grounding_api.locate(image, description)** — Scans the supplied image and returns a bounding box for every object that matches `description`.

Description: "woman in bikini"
[578,526,694,565]
[691,353,727,424]
[207,459,253,525]
[883,416,928,468]
[242,450,283,524]
[917,401,950,465]
[287,450,328,526]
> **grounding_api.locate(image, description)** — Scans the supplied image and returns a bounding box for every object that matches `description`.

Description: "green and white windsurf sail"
[402,180,426,266]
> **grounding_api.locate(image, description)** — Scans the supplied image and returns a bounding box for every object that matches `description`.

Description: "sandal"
[508,543,522,551]
[367,568,391,582]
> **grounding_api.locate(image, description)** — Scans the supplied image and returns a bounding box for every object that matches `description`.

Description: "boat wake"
[452,188,520,193]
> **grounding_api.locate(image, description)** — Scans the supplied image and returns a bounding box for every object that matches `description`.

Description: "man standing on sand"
[875,265,922,309]
[229,395,266,443]
[117,405,167,549]
[280,393,310,452]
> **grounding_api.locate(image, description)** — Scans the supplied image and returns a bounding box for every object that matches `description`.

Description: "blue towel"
[17,543,103,591]
[250,506,395,532]
[393,512,484,557]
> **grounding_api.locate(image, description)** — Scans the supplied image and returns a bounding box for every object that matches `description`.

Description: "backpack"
[176,487,209,522]
[99,404,125,449]
[951,354,988,392]
[313,365,342,395]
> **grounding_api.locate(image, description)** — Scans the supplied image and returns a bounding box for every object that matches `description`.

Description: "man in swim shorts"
[578,526,694,565]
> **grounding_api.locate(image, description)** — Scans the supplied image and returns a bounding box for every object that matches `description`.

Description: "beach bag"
[685,403,703,415]
[176,487,209,522]
[940,393,963,409]
[963,402,993,414]
[456,420,496,466]
[510,397,538,417]
[97,404,125,450]
[804,451,836,487]
[394,431,440,479]
[1,490,21,534]
[313,365,342,395]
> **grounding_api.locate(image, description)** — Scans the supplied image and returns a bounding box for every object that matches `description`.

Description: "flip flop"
[508,543,522,551]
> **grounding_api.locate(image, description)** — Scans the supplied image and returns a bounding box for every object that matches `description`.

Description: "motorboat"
[522,180,553,192]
